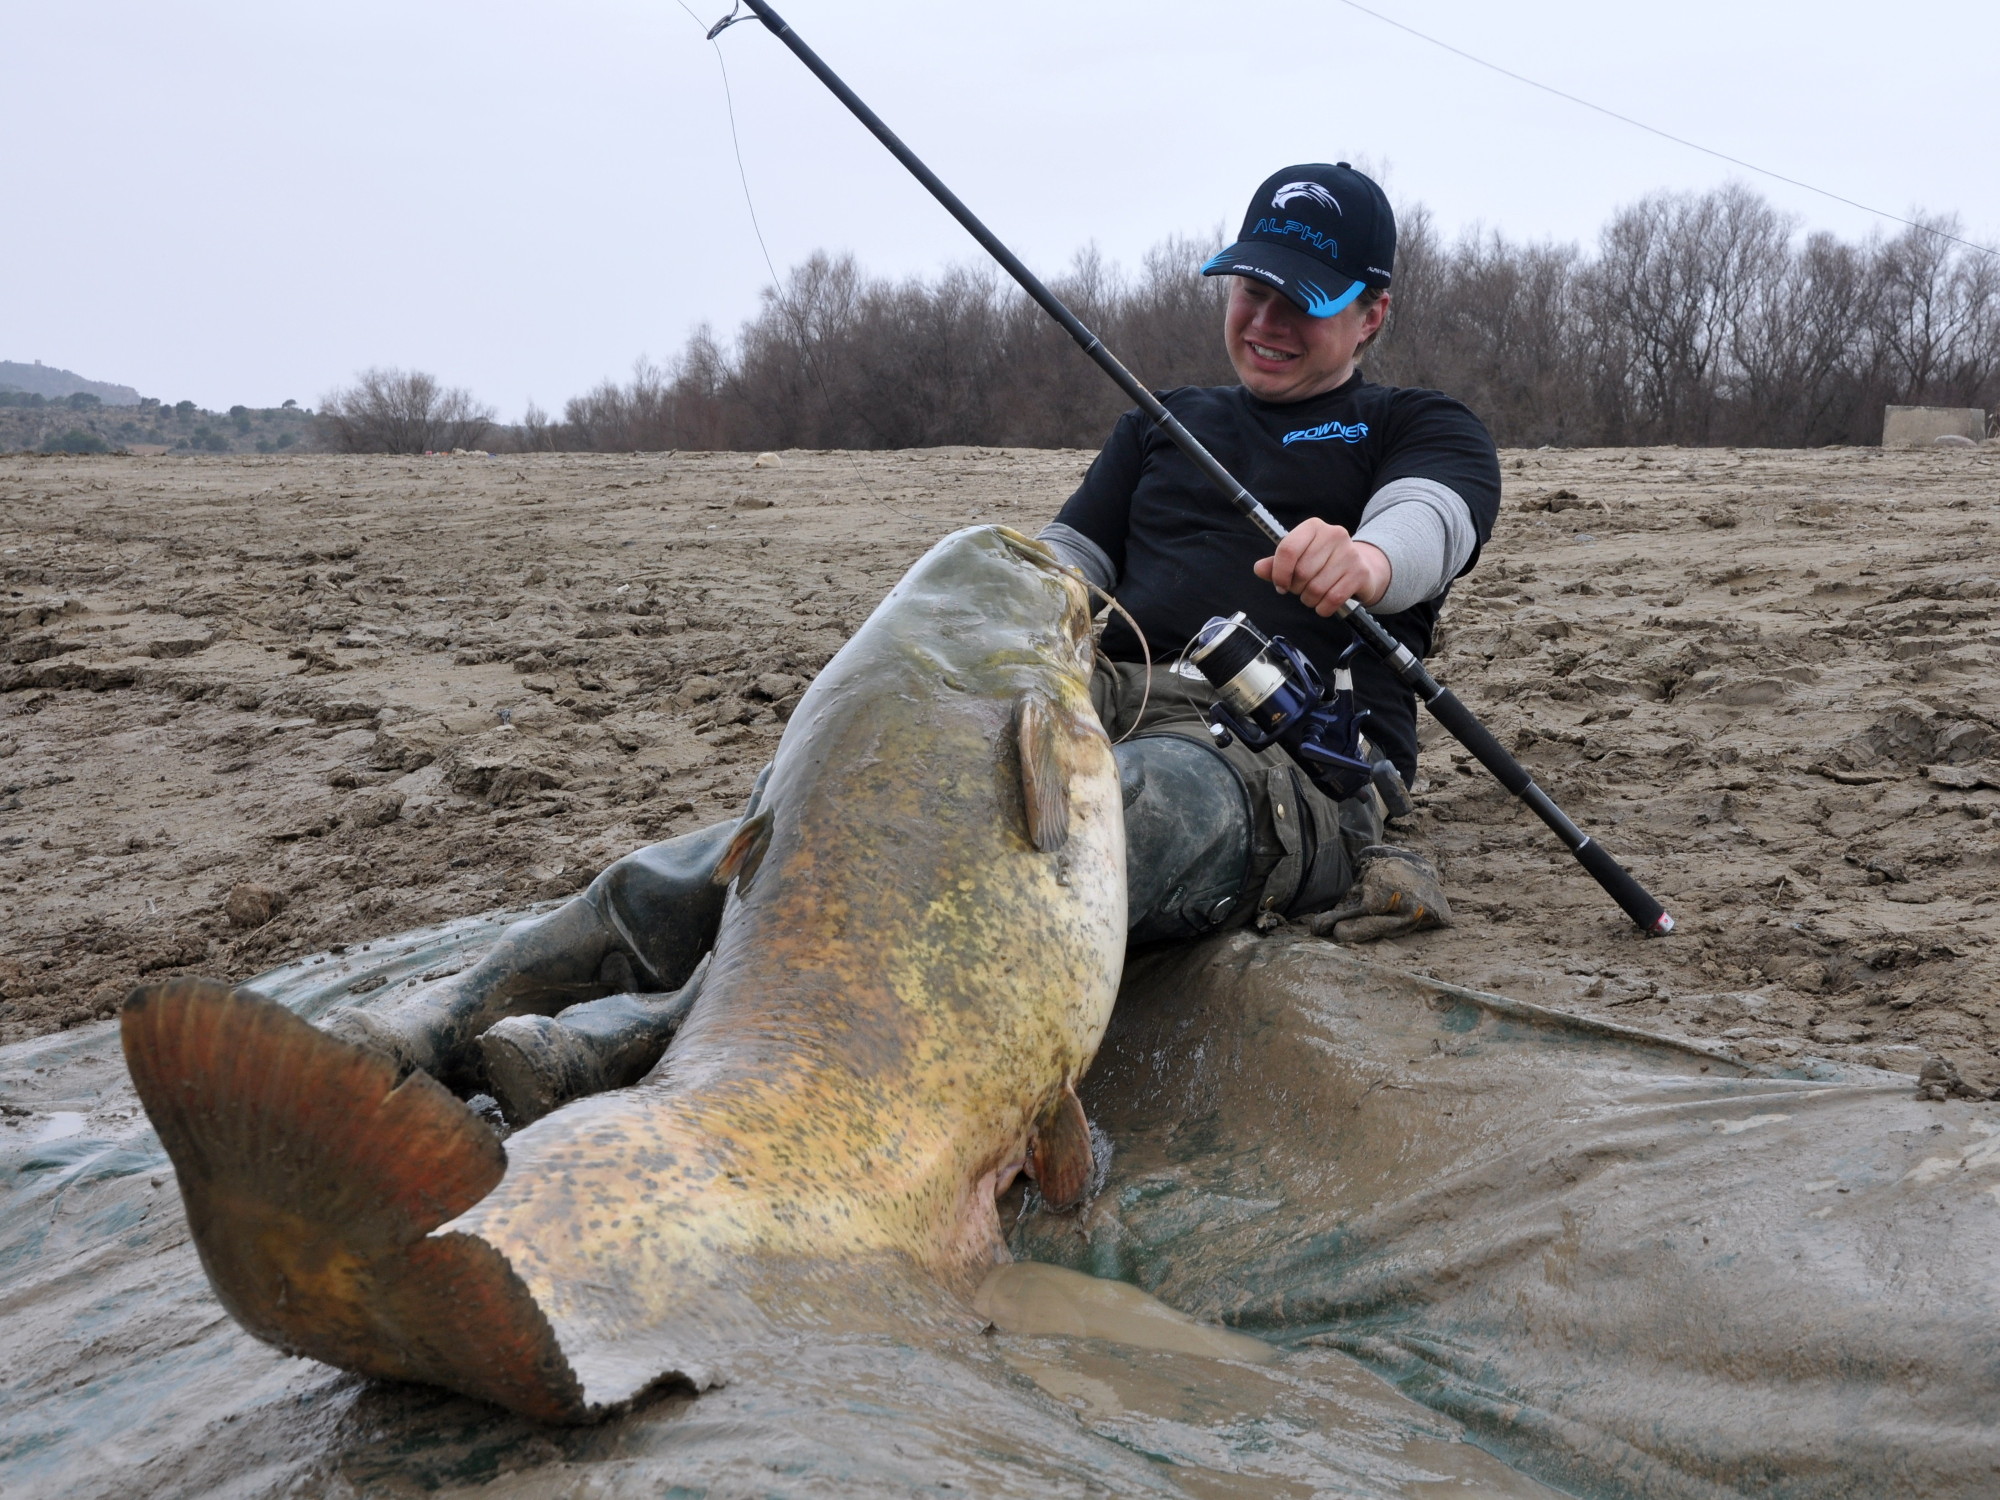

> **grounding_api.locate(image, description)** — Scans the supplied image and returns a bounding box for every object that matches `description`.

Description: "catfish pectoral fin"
[121,979,591,1423]
[1016,693,1071,853]
[1027,1081,1095,1211]
[711,810,773,891]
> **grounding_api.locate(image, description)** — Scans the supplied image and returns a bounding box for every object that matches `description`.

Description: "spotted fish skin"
[122,526,1121,1419]
[433,525,1124,1410]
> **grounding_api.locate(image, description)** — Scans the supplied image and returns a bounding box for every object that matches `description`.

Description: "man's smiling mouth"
[1247,341,1298,362]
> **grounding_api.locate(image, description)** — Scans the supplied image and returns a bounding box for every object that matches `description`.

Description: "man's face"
[1223,277,1389,403]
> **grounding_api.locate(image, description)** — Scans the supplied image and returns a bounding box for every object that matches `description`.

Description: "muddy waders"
[322,728,1439,1124]
[318,819,739,1106]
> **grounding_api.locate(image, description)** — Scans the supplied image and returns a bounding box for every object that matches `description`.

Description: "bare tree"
[1371,218,1593,448]
[731,253,875,448]
[317,368,495,454]
[1586,186,1793,444]
[519,401,561,452]
[1729,231,1872,445]
[527,186,1997,454]
[1870,214,2000,407]
[566,359,672,451]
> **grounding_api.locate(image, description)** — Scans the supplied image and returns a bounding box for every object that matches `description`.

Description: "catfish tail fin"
[122,979,592,1422]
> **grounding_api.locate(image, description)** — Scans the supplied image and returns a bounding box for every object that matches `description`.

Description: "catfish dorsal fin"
[1016,693,1070,854]
[1028,1081,1095,1212]
[711,810,773,892]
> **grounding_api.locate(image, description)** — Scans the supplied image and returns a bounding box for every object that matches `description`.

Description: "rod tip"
[1651,912,1676,935]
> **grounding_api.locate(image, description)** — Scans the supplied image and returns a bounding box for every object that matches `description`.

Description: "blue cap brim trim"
[1291,277,1366,318]
[1200,247,1368,319]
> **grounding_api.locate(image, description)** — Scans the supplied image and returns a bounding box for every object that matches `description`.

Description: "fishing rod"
[711,0,1674,937]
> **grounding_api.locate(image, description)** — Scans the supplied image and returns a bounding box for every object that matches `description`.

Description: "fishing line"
[681,12,1163,744]
[672,0,940,533]
[677,0,781,290]
[1083,580,1150,743]
[1008,534,1154,743]
[1031,539,1228,748]
[709,0,1676,934]
[1333,0,1997,261]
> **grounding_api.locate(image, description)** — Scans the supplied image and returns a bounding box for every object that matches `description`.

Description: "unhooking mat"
[1017,932,2000,1499]
[1,916,1993,1498]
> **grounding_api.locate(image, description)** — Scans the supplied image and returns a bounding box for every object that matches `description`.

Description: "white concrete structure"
[1882,406,1989,447]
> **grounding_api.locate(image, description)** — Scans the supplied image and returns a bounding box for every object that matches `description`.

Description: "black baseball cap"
[1201,163,1396,318]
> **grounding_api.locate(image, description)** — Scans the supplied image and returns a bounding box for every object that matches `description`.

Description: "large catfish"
[121,525,1126,1423]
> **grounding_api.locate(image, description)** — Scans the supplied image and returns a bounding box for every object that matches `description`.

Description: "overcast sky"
[8,0,1995,415]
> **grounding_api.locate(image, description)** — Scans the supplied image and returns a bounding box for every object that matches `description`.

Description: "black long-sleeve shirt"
[1051,372,1501,783]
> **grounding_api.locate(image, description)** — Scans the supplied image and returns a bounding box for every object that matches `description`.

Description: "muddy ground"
[3,444,1998,1086]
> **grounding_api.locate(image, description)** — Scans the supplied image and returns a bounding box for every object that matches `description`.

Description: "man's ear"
[1360,292,1391,337]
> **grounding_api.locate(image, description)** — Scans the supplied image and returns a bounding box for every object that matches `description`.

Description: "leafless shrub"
[518,401,560,452]
[318,368,495,454]
[1871,213,2000,407]
[1374,208,1597,448]
[1365,187,1996,447]
[535,186,1996,452]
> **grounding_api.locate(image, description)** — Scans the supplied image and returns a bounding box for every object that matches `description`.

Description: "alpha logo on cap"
[1272,181,1341,215]
[1203,163,1394,315]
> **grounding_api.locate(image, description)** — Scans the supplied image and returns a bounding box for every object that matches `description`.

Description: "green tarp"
[3,915,1993,1497]
[1022,933,2000,1498]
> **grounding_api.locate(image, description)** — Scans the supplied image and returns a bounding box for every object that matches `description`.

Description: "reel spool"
[1188,612,1375,802]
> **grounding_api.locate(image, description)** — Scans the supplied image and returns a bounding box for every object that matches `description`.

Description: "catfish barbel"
[121,525,1126,1422]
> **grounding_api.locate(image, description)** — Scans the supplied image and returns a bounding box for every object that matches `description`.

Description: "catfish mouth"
[992,527,1097,655]
[1055,572,1095,652]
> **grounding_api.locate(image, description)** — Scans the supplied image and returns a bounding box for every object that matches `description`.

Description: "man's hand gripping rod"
[723,0,1673,936]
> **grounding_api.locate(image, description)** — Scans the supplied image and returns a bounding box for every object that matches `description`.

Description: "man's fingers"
[1295,532,1339,593]
[1262,522,1347,596]
[1298,538,1361,612]
[1301,565,1359,615]
[1297,569,1336,609]
[1254,522,1375,615]
[1260,545,1288,592]
[1295,546,1349,607]
[1300,569,1354,614]
[1267,530,1312,593]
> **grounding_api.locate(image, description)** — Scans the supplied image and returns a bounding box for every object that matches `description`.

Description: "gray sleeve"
[1035,522,1119,593]
[1353,477,1478,615]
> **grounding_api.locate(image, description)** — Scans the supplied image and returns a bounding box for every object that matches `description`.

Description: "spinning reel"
[1187,612,1375,803]
[724,0,1676,936]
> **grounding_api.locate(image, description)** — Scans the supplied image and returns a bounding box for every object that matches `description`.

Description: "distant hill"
[0,393,315,455]
[0,360,141,406]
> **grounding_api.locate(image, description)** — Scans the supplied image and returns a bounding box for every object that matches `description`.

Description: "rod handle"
[1424,688,1673,934]
[1423,687,1528,795]
[1570,837,1675,935]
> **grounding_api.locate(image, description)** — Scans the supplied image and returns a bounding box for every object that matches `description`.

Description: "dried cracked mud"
[3,443,1997,1089]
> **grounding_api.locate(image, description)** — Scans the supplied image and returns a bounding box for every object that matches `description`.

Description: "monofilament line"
[671,0,939,529]
[1333,0,1997,261]
[677,0,784,290]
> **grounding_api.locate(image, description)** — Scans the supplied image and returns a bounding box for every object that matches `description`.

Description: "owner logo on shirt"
[1282,420,1370,446]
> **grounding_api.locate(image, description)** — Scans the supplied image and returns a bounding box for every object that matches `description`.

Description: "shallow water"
[4,918,1996,1497]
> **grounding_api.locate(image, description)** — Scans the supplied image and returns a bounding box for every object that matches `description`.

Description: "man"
[1038,161,1500,945]
[324,162,1500,1123]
